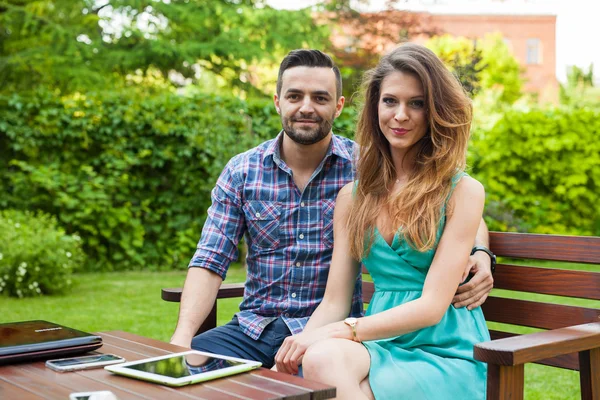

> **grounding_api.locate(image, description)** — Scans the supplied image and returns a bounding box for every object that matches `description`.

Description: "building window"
[526,38,542,65]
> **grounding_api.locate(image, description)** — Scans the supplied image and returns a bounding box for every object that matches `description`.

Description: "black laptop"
[0,320,103,365]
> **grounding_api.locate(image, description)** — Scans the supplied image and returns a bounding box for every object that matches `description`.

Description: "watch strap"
[471,245,496,274]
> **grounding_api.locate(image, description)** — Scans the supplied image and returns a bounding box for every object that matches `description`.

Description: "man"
[170,49,494,369]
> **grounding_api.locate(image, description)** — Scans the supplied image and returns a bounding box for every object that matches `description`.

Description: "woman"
[274,43,490,399]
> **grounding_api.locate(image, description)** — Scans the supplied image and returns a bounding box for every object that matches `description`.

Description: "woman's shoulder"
[451,174,485,203]
[338,181,358,200]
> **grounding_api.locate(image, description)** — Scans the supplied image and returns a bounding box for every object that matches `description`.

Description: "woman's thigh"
[303,338,371,381]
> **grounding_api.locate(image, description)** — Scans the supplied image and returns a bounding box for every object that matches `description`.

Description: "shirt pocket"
[243,200,281,250]
[321,199,335,248]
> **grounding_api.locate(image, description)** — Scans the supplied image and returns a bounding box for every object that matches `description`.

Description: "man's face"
[274,66,344,145]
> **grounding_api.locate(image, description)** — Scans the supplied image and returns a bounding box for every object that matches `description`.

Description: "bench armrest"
[161,283,245,303]
[474,322,600,366]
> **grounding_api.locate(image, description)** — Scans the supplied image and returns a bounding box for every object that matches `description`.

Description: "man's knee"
[190,321,239,353]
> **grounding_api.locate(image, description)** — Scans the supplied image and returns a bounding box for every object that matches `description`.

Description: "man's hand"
[275,326,334,375]
[452,251,494,310]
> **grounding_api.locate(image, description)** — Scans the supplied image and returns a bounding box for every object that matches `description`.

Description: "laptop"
[0,320,103,365]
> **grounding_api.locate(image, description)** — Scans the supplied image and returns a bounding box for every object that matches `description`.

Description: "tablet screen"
[123,353,248,379]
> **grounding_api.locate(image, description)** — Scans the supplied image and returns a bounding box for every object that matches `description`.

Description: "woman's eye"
[382,97,396,105]
[410,100,425,108]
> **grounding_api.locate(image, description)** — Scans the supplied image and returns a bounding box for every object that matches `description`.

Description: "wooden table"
[0,331,336,400]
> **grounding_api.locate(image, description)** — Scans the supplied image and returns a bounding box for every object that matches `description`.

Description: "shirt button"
[295,262,301,267]
[300,202,305,207]
[299,234,304,240]
[255,212,261,218]
[291,293,297,298]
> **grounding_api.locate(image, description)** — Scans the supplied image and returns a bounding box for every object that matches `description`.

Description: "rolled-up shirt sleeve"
[188,159,245,280]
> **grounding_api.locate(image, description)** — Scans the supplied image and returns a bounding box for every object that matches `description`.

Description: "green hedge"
[0,89,357,271]
[471,107,600,235]
[2,88,596,272]
[0,209,84,297]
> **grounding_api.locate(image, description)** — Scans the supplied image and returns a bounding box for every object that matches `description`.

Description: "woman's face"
[377,70,428,155]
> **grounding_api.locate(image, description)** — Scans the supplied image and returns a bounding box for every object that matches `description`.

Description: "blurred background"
[0,1,598,398]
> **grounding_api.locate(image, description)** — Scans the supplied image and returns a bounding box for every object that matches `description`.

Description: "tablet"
[104,350,261,387]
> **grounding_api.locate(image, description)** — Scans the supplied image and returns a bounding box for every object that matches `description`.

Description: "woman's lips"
[391,128,410,136]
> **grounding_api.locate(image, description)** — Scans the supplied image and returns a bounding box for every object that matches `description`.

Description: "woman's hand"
[275,323,347,375]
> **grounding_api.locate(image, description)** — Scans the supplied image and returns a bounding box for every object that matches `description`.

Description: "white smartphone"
[69,390,118,400]
[46,353,125,372]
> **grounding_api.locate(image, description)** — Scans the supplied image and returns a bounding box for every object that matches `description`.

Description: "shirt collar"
[262,130,352,166]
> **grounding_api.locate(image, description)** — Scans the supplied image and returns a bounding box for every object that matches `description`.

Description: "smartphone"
[69,390,117,400]
[46,353,125,372]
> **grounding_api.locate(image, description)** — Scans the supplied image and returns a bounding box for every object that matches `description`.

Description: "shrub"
[0,89,358,271]
[0,210,85,297]
[471,107,600,235]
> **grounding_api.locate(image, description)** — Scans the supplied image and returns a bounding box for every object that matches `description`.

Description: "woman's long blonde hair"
[348,43,473,259]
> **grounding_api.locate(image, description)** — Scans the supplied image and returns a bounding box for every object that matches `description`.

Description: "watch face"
[345,317,357,325]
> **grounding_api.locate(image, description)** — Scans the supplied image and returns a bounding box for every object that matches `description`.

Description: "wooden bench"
[162,232,600,400]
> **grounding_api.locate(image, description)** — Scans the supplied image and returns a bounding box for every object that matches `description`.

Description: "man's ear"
[335,96,345,118]
[273,94,280,114]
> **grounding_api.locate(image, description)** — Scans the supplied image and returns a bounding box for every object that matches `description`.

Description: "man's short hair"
[276,49,342,100]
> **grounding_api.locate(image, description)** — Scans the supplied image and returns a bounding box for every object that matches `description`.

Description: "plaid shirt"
[190,132,363,340]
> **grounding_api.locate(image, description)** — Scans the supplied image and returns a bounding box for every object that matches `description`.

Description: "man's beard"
[281,113,335,145]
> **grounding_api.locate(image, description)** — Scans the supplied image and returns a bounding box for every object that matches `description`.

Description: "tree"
[0,0,330,93]
[559,64,600,107]
[315,0,439,100]
[427,33,523,104]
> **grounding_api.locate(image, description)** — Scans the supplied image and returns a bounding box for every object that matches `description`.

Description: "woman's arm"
[275,182,360,373]
[348,176,485,342]
[303,182,361,330]
[453,218,494,310]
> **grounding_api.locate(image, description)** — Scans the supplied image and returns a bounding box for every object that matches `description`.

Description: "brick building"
[424,11,557,101]
[345,0,559,102]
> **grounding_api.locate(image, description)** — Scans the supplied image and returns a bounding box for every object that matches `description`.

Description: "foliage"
[0,88,358,271]
[0,0,330,94]
[559,64,600,107]
[0,209,84,297]
[427,33,523,104]
[321,1,439,100]
[471,108,600,235]
[425,35,484,97]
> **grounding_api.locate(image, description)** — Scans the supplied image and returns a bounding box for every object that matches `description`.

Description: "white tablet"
[104,350,261,387]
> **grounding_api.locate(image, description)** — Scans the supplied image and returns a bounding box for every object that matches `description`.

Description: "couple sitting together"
[170,43,494,399]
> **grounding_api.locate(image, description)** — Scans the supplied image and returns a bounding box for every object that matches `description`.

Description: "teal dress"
[361,174,489,400]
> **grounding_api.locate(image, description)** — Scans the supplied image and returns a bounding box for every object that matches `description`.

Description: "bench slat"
[490,232,600,264]
[493,264,600,300]
[362,281,375,303]
[482,297,600,330]
[162,283,245,303]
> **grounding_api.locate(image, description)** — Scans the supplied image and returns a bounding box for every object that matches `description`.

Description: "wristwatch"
[344,317,360,342]
[471,245,496,274]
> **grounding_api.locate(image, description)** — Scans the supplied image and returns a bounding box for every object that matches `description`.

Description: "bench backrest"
[361,232,600,371]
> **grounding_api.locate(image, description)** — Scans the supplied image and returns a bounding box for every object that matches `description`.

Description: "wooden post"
[486,364,524,400]
[580,348,600,400]
[196,301,217,335]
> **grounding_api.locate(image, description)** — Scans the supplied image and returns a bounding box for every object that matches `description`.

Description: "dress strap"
[442,171,468,215]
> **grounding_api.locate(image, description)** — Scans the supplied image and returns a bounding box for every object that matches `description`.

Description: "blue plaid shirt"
[190,132,363,340]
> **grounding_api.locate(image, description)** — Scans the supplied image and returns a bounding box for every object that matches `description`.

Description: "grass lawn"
[1,261,596,399]
[0,265,247,343]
